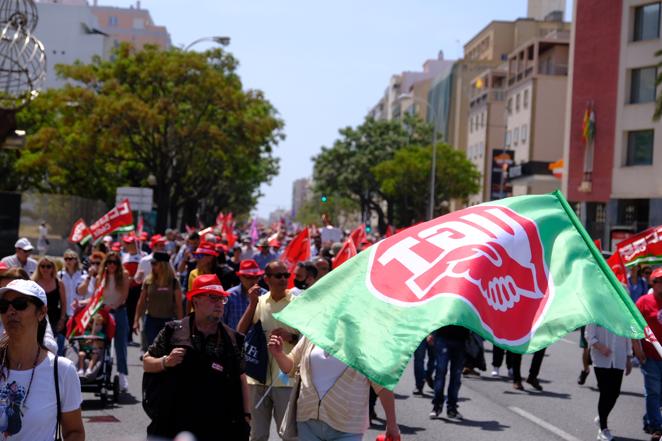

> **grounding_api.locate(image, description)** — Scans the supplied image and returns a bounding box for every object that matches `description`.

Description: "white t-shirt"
[58,270,86,316]
[310,346,347,398]
[0,352,81,440]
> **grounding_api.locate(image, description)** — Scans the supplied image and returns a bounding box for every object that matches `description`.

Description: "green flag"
[274,191,647,390]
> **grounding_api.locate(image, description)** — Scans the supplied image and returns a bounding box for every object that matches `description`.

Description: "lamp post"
[397,93,440,220]
[184,36,231,52]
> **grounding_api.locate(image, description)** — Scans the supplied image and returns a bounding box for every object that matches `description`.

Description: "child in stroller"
[76,313,106,376]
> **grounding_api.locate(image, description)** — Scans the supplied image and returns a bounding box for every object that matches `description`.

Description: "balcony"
[538,64,568,76]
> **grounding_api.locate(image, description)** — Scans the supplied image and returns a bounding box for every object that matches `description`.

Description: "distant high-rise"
[91,1,171,50]
[291,178,311,218]
[527,0,565,20]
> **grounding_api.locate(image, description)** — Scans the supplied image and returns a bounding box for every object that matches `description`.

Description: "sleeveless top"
[45,282,62,326]
[144,279,177,319]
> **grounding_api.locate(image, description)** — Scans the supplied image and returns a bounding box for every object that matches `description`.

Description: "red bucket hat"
[236,259,264,277]
[150,234,166,249]
[650,268,662,284]
[195,242,219,257]
[122,234,136,244]
[187,274,229,300]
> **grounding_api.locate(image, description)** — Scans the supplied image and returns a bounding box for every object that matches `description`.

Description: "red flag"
[69,276,106,338]
[606,251,627,284]
[137,214,144,238]
[216,212,225,228]
[89,199,133,241]
[332,237,357,269]
[617,225,662,267]
[349,224,367,248]
[594,239,602,250]
[280,228,311,288]
[69,218,92,244]
[223,221,236,248]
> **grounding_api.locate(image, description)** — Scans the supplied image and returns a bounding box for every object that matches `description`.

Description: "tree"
[11,44,283,231]
[312,115,431,232]
[294,192,357,227]
[655,49,662,121]
[372,144,480,227]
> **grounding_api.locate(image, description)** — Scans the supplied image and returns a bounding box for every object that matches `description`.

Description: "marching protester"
[215,243,240,290]
[412,335,435,395]
[134,235,168,285]
[98,251,131,392]
[586,323,632,441]
[143,274,250,441]
[76,251,105,303]
[268,333,401,441]
[237,260,299,441]
[635,267,662,439]
[187,242,218,290]
[32,256,67,354]
[430,325,469,419]
[0,279,85,440]
[253,239,278,270]
[224,259,266,330]
[628,265,649,303]
[59,249,86,323]
[290,260,318,296]
[312,256,330,279]
[121,235,145,346]
[510,349,546,391]
[1,238,38,276]
[133,251,183,347]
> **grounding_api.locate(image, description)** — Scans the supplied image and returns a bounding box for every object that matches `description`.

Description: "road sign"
[116,187,153,212]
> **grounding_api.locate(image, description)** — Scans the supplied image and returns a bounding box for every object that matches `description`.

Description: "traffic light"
[321,195,328,203]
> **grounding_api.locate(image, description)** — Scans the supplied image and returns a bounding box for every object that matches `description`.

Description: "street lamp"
[184,36,231,52]
[397,93,440,220]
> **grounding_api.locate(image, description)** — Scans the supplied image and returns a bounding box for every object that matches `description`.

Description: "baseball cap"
[186,274,229,300]
[14,238,34,251]
[650,268,662,284]
[0,279,48,306]
[236,259,264,277]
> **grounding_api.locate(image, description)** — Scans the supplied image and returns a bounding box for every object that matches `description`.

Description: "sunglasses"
[268,272,290,279]
[0,298,32,314]
[90,261,101,266]
[40,264,53,269]
[200,295,229,304]
[64,257,78,261]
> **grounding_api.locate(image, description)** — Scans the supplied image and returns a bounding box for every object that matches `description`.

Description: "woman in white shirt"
[586,323,632,441]
[0,279,84,440]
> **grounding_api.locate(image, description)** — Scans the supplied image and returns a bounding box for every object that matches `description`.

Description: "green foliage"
[312,114,431,231]
[295,192,357,227]
[9,44,283,230]
[373,144,480,226]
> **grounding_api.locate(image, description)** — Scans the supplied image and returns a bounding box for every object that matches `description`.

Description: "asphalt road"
[83,331,649,441]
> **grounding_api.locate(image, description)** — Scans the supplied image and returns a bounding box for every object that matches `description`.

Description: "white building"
[34,0,110,89]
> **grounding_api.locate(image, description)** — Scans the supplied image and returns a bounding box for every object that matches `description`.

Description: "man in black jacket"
[143,274,251,441]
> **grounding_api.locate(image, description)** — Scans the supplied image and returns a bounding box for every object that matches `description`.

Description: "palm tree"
[655,49,662,121]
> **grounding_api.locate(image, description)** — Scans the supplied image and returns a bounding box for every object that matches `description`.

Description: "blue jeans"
[56,333,66,356]
[111,307,129,375]
[297,419,362,441]
[144,315,171,347]
[642,359,662,430]
[432,337,465,411]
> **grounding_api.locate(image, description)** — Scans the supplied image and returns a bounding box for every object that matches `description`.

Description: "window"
[521,124,528,142]
[630,67,657,103]
[507,98,513,115]
[633,2,661,41]
[108,16,118,26]
[505,130,512,146]
[523,90,529,108]
[515,93,521,112]
[481,112,485,128]
[626,130,654,165]
[133,18,145,29]
[513,127,520,145]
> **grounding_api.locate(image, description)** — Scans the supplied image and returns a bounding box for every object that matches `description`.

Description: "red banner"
[616,225,662,267]
[89,199,133,241]
[280,227,311,288]
[68,218,92,243]
[332,237,357,269]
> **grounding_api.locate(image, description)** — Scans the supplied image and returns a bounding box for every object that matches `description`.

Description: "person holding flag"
[635,267,662,438]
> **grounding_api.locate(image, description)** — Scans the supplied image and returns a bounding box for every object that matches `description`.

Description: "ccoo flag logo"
[366,205,555,344]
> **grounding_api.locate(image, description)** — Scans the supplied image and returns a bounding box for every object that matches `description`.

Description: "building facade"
[291,178,311,219]
[91,1,171,50]
[562,0,662,245]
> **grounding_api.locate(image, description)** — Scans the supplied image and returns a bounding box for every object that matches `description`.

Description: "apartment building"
[563,0,662,243]
[505,32,570,196]
[91,0,171,50]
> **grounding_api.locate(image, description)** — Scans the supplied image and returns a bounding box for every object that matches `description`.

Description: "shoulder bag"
[54,355,63,441]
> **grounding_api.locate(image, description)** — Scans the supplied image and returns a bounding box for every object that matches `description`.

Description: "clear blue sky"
[99,0,570,218]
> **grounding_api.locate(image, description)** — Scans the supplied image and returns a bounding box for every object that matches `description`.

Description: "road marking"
[509,406,581,441]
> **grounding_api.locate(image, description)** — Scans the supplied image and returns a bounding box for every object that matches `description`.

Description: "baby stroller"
[65,308,120,406]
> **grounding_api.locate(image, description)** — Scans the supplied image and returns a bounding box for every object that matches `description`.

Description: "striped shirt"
[290,338,382,434]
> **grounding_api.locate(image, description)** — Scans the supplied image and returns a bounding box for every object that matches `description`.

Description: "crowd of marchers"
[2,222,662,441]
